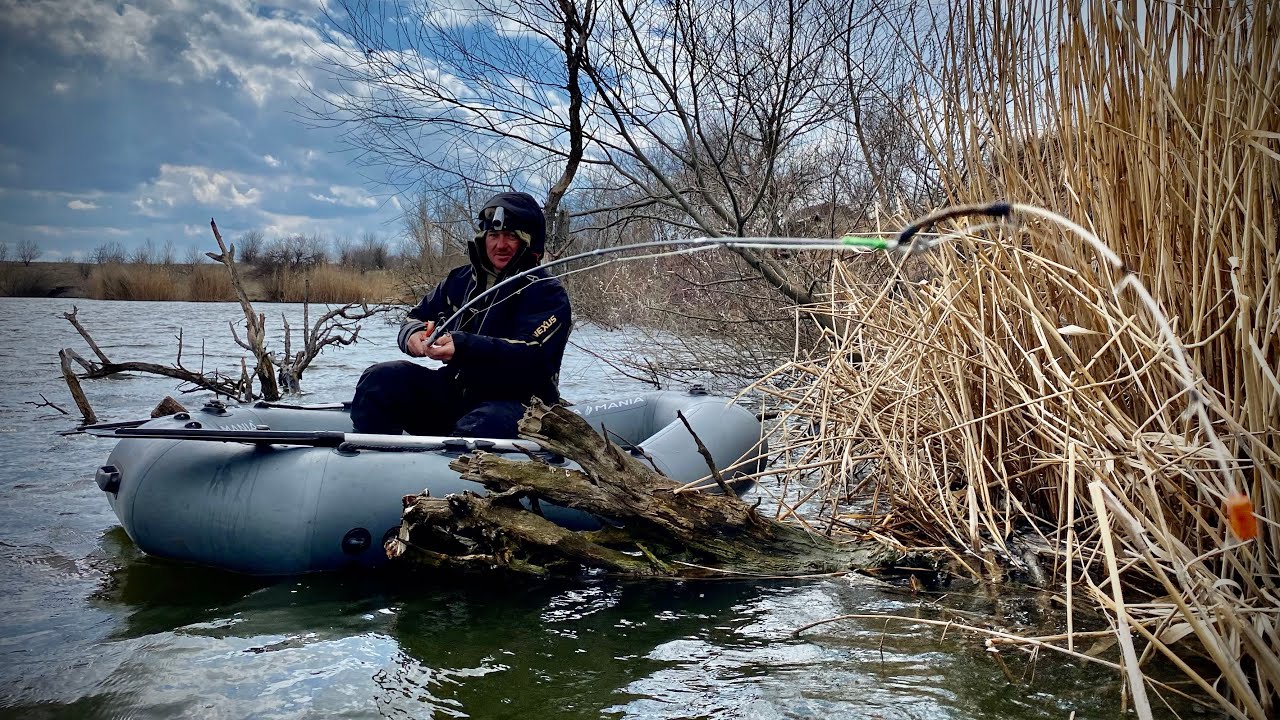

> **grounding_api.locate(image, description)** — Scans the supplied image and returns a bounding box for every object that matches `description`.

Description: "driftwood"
[60,309,252,401]
[207,218,278,399]
[58,347,97,424]
[56,221,390,417]
[276,277,372,394]
[388,400,898,578]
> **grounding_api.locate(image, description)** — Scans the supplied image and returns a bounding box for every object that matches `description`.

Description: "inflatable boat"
[92,389,765,575]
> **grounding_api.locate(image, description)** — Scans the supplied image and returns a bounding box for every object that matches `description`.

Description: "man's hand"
[405,321,435,357]
[423,332,455,362]
[405,321,455,362]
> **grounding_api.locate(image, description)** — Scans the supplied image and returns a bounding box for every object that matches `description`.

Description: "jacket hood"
[469,191,546,277]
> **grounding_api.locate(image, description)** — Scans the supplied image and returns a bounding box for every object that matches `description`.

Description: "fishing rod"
[423,232,901,344]
[423,200,1018,344]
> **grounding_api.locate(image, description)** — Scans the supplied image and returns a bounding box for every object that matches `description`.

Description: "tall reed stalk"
[759,2,1278,716]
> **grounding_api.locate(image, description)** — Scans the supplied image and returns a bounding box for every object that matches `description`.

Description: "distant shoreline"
[0,260,407,304]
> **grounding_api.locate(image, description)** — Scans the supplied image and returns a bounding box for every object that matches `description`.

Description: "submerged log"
[388,400,898,577]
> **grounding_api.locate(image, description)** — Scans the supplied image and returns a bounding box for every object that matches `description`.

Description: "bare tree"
[17,238,40,266]
[92,240,127,264]
[237,229,265,265]
[0,242,9,263]
[310,0,920,321]
[159,238,177,266]
[130,239,155,265]
[396,192,472,297]
[183,243,208,266]
[309,0,591,246]
[348,231,387,270]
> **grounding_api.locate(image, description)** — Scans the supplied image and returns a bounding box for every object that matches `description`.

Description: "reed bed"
[88,263,181,301]
[184,264,235,301]
[756,2,1277,717]
[273,266,402,304]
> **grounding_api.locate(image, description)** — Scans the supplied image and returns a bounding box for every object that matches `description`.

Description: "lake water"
[0,298,1201,718]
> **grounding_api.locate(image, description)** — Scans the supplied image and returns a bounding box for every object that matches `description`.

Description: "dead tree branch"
[209,218,278,400]
[25,393,69,415]
[390,400,898,578]
[58,349,97,425]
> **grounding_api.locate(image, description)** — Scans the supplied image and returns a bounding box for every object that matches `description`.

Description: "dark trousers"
[350,360,526,438]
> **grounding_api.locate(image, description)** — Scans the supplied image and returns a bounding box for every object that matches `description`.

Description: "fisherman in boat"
[350,191,572,438]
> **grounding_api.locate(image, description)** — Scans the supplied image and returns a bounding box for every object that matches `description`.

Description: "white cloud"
[1,0,159,65]
[23,223,128,237]
[52,81,70,93]
[67,199,98,210]
[263,154,281,168]
[134,164,262,217]
[257,209,316,237]
[2,1,336,107]
[309,185,378,208]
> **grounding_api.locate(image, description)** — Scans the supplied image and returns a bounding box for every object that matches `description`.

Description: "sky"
[0,0,411,261]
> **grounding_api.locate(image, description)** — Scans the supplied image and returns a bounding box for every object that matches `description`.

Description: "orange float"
[1225,493,1258,541]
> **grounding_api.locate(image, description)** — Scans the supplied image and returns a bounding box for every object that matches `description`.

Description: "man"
[350,191,571,438]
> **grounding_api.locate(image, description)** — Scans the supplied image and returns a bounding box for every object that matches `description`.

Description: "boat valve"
[95,465,121,494]
[341,528,372,554]
[201,399,228,415]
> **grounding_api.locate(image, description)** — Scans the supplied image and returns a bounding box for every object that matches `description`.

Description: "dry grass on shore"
[10,261,405,304]
[88,263,182,301]
[268,265,402,304]
[757,2,1277,717]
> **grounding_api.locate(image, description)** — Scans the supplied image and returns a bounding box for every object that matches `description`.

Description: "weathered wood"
[54,227,387,411]
[59,349,97,425]
[209,218,278,400]
[61,306,111,365]
[391,400,898,578]
[150,396,187,417]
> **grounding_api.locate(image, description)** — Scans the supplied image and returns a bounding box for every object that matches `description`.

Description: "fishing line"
[430,237,893,332]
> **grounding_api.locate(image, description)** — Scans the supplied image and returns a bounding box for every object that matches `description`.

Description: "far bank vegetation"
[2,232,411,303]
[87,232,406,303]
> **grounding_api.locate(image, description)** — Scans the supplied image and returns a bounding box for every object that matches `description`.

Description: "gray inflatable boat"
[93,389,765,575]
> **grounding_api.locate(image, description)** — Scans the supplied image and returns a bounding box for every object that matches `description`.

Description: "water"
[0,298,1205,718]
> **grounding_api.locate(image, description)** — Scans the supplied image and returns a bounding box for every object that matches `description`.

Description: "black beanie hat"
[475,192,546,261]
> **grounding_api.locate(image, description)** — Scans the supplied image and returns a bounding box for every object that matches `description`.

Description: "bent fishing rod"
[423,201,1014,344]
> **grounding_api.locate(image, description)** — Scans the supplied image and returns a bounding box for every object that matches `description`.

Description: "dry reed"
[276,266,402,304]
[757,2,1278,717]
[185,264,235,301]
[88,263,181,301]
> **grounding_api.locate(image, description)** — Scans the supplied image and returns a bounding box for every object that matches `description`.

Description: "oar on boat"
[91,426,542,453]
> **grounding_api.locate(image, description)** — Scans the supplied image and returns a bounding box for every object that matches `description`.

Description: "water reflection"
[75,545,1178,720]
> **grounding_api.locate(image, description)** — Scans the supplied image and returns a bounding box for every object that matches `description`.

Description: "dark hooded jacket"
[396,192,571,405]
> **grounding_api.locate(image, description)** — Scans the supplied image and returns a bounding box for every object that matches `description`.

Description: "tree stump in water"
[387,400,898,577]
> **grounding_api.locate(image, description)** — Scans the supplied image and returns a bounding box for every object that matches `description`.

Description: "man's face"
[485,229,521,272]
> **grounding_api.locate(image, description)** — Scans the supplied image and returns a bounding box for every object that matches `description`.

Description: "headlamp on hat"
[478,206,507,233]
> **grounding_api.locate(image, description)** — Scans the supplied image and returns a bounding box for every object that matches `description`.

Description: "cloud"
[132,164,264,219]
[0,0,409,258]
[1,0,160,66]
[309,185,379,208]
